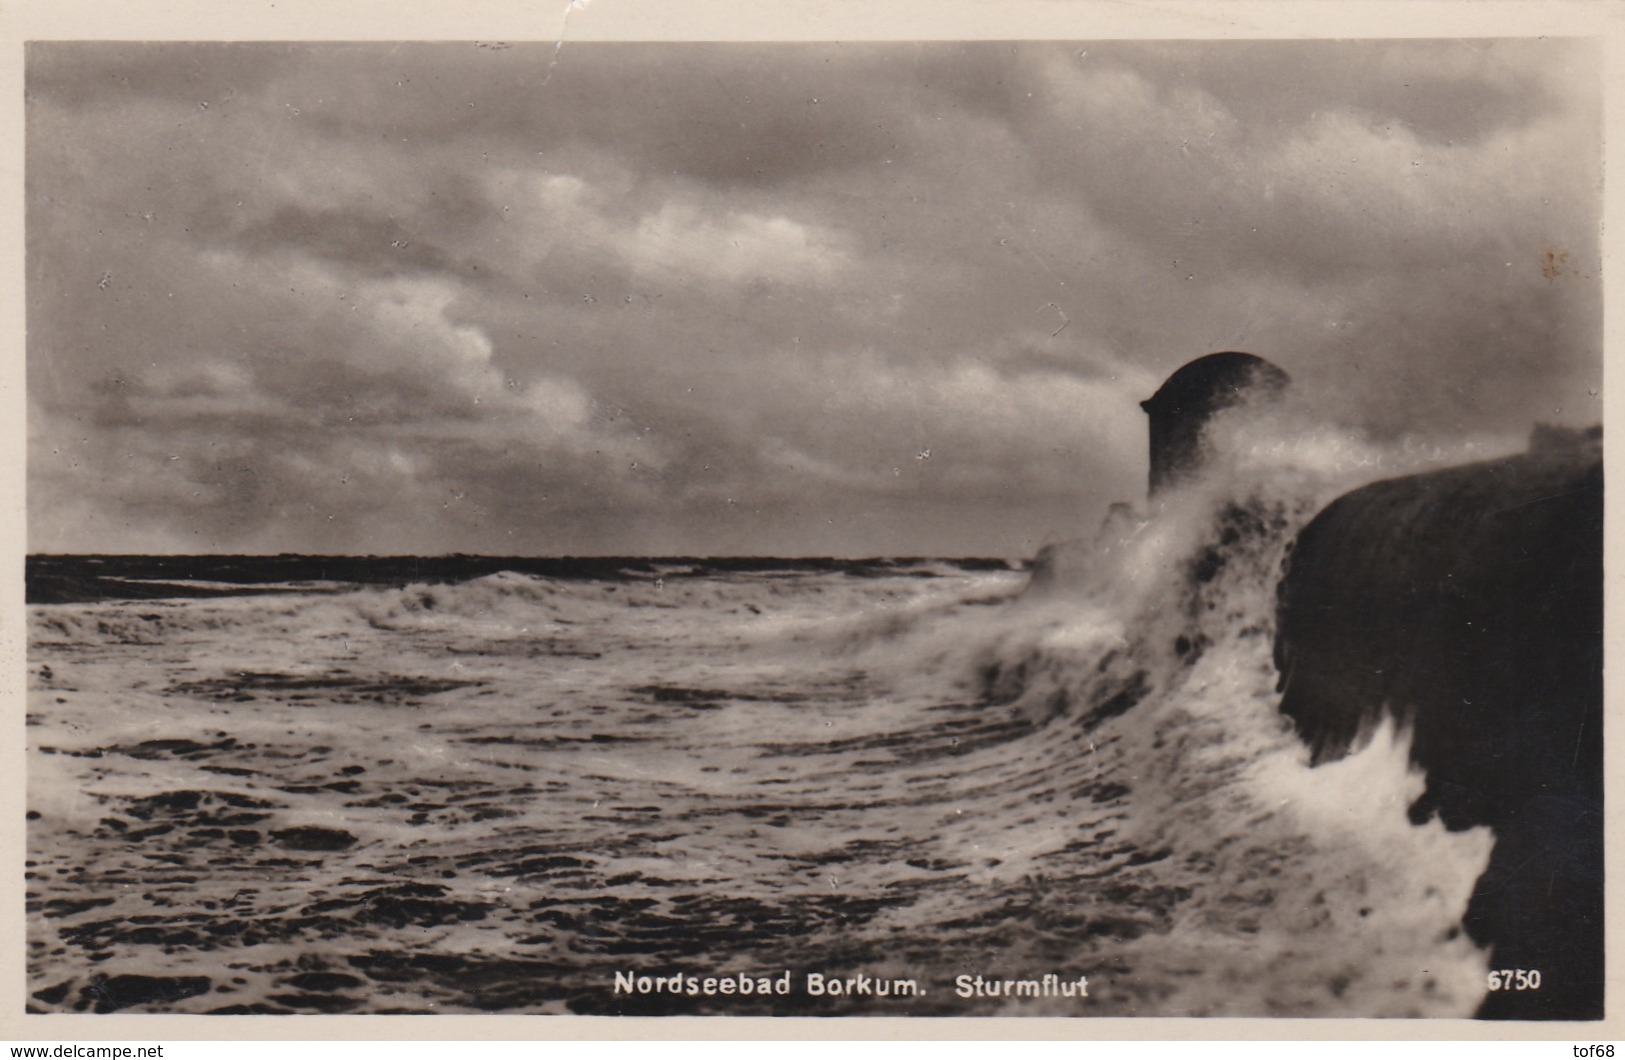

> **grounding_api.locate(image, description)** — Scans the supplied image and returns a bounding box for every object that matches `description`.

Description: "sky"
[26,39,1602,556]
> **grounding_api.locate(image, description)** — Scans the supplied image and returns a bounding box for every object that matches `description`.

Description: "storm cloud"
[26,40,1601,556]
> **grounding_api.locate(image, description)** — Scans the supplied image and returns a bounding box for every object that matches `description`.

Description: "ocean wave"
[779,418,1502,1015]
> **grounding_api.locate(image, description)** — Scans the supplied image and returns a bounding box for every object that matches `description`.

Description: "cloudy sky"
[26,39,1601,556]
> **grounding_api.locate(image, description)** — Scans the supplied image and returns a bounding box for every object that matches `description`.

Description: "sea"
[25,429,1504,1018]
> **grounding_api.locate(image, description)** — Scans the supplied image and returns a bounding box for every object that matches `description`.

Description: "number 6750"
[1486,968,1541,991]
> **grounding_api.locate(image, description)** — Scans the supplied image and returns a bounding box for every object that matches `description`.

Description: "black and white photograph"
[19,19,1606,1026]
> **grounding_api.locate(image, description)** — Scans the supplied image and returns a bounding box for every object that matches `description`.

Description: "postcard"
[7,0,1616,1042]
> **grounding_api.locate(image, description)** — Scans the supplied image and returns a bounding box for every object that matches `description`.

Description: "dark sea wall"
[1274,428,1603,1020]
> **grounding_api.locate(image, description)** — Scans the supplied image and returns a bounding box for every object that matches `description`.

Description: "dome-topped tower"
[1140,351,1290,496]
